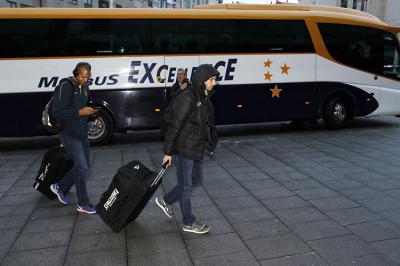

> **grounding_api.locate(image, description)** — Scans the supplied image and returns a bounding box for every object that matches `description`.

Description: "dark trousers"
[59,134,90,206]
[163,155,203,226]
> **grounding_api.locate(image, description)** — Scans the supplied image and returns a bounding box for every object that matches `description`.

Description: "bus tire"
[323,97,347,129]
[87,110,114,145]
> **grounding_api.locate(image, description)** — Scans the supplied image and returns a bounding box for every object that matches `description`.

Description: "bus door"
[378,30,400,115]
[128,56,166,129]
[164,56,200,105]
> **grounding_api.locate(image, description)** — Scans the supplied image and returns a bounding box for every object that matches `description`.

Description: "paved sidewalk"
[1,119,400,265]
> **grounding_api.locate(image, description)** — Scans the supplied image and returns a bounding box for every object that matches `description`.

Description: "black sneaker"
[155,196,174,219]
[183,222,211,234]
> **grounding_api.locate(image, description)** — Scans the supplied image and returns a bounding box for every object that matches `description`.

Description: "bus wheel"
[323,97,347,129]
[87,110,114,145]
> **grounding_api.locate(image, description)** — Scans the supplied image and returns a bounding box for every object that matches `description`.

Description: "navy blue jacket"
[52,77,90,140]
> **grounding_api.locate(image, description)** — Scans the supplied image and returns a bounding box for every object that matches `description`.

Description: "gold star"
[270,85,282,98]
[264,71,273,81]
[280,63,291,75]
[264,59,273,68]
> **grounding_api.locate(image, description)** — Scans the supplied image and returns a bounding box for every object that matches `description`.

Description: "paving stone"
[358,196,400,212]
[215,195,260,210]
[261,196,310,210]
[0,244,10,263]
[69,232,125,254]
[23,216,75,234]
[223,206,275,224]
[341,187,387,200]
[329,254,397,266]
[193,250,259,266]
[274,207,327,225]
[269,172,310,182]
[323,178,364,190]
[185,233,247,259]
[308,235,377,263]
[309,196,359,211]
[31,205,75,219]
[346,220,400,242]
[206,187,250,199]
[0,228,20,246]
[0,193,41,206]
[384,189,400,199]
[251,186,295,200]
[127,232,185,258]
[289,219,350,241]
[65,248,126,266]
[241,179,280,190]
[381,210,400,225]
[371,239,400,265]
[327,207,381,225]
[308,171,346,182]
[12,230,70,252]
[127,219,179,238]
[282,179,323,190]
[130,249,192,266]
[0,215,29,230]
[295,187,339,200]
[246,234,310,260]
[2,247,66,266]
[260,251,329,266]
[233,218,290,241]
[366,179,400,190]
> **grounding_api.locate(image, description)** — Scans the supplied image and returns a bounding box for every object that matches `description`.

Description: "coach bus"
[0,4,399,145]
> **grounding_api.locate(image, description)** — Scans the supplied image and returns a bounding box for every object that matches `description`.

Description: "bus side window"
[383,32,400,80]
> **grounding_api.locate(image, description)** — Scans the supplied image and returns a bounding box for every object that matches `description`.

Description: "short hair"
[73,62,91,77]
[177,68,187,76]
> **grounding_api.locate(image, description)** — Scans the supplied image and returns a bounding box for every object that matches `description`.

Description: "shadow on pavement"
[0,117,399,152]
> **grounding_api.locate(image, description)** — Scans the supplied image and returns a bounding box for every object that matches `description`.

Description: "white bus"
[0,4,399,144]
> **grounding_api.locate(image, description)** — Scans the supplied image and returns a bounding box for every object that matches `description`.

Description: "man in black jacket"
[156,64,219,234]
[50,62,98,214]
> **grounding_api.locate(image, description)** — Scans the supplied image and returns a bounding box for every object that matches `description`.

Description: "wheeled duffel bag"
[33,145,73,199]
[96,160,167,233]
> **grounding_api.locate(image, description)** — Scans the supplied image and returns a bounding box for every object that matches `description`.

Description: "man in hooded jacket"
[156,64,219,234]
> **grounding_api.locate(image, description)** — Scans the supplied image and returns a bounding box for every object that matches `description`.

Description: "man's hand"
[162,155,172,167]
[79,107,98,116]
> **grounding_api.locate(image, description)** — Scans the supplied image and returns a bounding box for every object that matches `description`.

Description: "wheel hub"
[333,103,346,122]
[88,116,105,139]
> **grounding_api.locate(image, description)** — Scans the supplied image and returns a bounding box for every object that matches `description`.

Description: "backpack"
[42,79,74,133]
[161,88,200,136]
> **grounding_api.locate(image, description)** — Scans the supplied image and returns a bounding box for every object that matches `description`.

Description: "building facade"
[298,0,400,25]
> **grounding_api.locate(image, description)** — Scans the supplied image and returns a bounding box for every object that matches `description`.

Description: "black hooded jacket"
[163,64,220,161]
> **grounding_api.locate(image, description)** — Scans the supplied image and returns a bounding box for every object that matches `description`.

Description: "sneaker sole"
[76,208,96,214]
[50,185,69,205]
[182,227,210,234]
[155,198,173,219]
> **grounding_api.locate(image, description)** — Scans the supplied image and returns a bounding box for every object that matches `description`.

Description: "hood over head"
[191,64,220,93]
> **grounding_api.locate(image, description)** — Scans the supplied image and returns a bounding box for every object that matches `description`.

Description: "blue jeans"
[163,156,203,226]
[59,134,91,206]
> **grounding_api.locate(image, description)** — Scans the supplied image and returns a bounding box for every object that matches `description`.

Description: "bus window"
[318,23,384,75]
[383,32,400,80]
[0,20,50,58]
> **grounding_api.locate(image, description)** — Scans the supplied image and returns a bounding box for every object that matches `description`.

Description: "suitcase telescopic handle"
[150,164,168,187]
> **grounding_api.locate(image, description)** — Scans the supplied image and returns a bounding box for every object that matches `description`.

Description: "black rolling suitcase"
[33,145,73,199]
[96,160,167,233]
